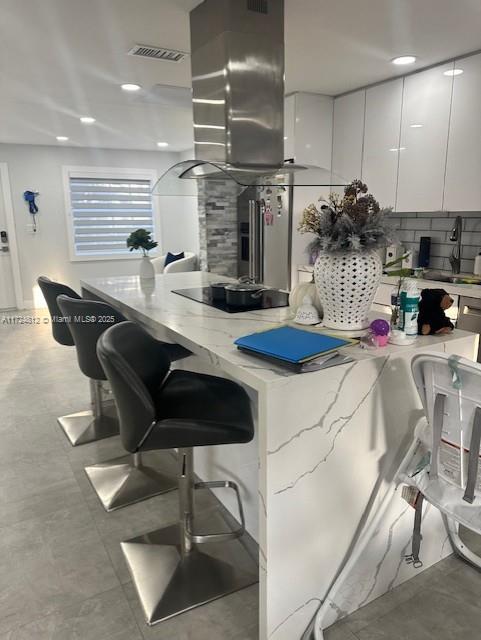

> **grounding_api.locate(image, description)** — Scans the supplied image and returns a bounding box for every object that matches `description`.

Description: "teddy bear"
[417,288,455,336]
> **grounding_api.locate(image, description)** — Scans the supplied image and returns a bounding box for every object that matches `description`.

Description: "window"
[63,167,159,261]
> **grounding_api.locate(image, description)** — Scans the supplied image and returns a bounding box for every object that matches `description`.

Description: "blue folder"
[234,326,355,364]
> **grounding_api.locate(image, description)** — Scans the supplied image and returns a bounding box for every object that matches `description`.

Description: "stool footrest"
[186,480,246,544]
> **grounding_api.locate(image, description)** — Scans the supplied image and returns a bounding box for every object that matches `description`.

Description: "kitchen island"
[82,271,478,640]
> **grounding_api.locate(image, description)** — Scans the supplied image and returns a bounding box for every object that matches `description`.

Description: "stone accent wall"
[197,181,238,277]
[392,211,481,273]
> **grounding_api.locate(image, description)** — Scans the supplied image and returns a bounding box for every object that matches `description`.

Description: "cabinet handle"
[462,305,481,317]
[248,200,255,280]
[251,200,258,282]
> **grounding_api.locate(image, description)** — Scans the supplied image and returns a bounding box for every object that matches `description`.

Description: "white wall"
[0,143,200,306]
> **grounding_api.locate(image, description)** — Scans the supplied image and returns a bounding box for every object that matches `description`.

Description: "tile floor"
[1,308,481,640]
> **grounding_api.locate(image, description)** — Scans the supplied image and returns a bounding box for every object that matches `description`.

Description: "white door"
[0,173,17,310]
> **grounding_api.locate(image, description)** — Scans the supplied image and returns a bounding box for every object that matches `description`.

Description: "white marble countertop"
[81,271,475,392]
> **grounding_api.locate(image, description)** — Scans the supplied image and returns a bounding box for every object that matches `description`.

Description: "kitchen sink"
[421,271,481,285]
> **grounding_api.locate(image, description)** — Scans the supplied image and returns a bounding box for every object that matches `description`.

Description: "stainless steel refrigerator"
[237,185,292,291]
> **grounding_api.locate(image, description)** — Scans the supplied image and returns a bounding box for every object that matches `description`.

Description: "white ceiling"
[285,0,481,95]
[1,0,481,151]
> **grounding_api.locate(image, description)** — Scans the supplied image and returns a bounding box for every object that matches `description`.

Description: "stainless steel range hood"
[153,0,345,196]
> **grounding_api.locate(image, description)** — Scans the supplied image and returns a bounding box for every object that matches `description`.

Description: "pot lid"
[225,283,264,292]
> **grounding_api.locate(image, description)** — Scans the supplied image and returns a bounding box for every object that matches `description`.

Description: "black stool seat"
[57,296,128,381]
[37,276,109,446]
[97,321,253,454]
[37,276,80,346]
[146,370,254,450]
[55,299,190,510]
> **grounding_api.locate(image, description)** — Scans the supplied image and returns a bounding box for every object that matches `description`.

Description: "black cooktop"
[172,287,289,313]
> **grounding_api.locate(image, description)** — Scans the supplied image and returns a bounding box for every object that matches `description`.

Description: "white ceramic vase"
[139,255,155,280]
[314,250,382,331]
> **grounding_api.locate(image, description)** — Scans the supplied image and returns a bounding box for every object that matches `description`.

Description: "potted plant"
[126,228,158,280]
[298,179,395,331]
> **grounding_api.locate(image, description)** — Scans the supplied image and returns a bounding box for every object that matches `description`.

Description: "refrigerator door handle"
[258,201,264,283]
[248,200,255,281]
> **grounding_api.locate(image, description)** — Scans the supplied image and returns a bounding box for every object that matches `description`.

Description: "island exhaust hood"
[153,0,345,195]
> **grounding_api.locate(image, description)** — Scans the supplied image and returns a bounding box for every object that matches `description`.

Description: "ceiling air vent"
[247,0,268,13]
[128,44,188,63]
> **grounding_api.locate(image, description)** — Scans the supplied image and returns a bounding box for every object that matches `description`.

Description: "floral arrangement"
[126,228,158,256]
[299,179,395,254]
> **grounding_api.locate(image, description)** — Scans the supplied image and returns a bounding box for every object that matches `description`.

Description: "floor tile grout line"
[119,580,148,640]
[63,433,147,638]
[3,584,133,639]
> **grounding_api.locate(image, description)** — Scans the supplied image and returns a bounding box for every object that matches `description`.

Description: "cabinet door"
[362,79,403,210]
[332,90,365,187]
[444,54,481,211]
[396,63,454,212]
[294,93,333,167]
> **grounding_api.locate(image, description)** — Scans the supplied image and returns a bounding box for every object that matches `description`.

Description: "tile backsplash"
[391,212,481,273]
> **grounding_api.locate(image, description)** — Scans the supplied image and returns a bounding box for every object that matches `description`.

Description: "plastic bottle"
[400,280,420,337]
[397,281,408,330]
[474,252,481,276]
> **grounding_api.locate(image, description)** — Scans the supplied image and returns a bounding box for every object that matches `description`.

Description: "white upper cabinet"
[396,63,454,212]
[332,91,366,187]
[293,93,333,167]
[444,54,481,211]
[362,79,403,210]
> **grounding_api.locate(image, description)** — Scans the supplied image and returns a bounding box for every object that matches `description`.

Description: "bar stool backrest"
[412,352,481,500]
[97,321,171,453]
[56,295,127,381]
[37,276,80,346]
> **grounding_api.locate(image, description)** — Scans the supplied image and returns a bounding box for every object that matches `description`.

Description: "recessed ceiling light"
[410,124,423,128]
[157,141,169,148]
[444,68,464,77]
[392,55,417,66]
[80,116,96,124]
[121,83,141,92]
[56,136,69,141]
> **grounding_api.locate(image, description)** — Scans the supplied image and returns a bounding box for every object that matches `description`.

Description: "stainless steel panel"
[261,186,292,290]
[457,296,481,362]
[190,0,284,166]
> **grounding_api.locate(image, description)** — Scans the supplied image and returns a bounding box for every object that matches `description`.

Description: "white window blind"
[67,174,155,258]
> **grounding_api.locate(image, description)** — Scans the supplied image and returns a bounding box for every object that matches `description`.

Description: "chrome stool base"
[58,379,119,446]
[58,407,118,446]
[85,451,177,512]
[121,518,258,625]
[122,448,258,625]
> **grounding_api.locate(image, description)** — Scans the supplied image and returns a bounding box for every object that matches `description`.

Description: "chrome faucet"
[449,216,463,275]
